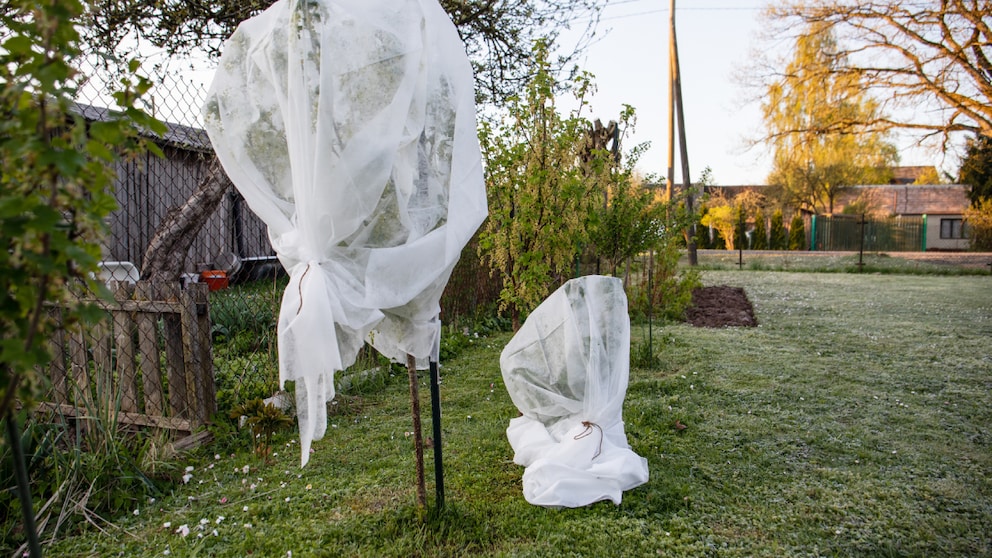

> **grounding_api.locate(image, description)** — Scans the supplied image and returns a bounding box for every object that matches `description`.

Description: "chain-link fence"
[57,55,503,433]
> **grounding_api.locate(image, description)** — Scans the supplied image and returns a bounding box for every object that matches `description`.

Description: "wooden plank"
[173,430,213,452]
[69,330,91,408]
[35,402,193,432]
[160,282,189,419]
[69,298,184,315]
[134,282,165,416]
[179,284,202,427]
[190,283,216,421]
[113,282,139,413]
[48,307,68,405]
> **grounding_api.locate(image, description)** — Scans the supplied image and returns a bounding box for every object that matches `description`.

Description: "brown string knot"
[573,420,603,460]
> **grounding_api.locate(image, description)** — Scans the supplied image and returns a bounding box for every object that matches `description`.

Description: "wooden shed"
[74,103,274,278]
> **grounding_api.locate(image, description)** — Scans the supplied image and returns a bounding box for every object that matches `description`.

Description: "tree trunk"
[141,156,232,282]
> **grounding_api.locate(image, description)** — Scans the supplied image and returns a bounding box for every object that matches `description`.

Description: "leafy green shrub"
[230,399,293,464]
[209,279,282,349]
[213,353,280,416]
[652,237,701,322]
[630,339,661,369]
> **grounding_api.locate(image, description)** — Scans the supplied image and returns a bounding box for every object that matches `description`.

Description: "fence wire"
[66,55,502,427]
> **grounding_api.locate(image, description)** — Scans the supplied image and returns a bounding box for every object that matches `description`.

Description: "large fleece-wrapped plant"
[203,0,486,465]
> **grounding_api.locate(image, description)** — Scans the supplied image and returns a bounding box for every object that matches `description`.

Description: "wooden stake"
[406,354,426,509]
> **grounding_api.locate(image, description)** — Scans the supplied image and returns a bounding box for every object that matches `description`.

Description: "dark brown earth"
[685,285,758,328]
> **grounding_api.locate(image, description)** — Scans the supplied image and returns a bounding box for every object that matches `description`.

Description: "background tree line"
[741,0,992,250]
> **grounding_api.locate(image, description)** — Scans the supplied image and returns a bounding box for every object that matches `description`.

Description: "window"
[940,218,966,239]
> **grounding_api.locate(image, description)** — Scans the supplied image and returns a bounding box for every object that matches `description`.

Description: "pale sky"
[561,0,950,186]
[128,0,952,186]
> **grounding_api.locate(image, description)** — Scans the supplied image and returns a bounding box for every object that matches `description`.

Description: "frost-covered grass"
[44,272,991,557]
[692,249,991,275]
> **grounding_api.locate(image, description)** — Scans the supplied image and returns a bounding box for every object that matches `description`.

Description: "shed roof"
[72,102,212,152]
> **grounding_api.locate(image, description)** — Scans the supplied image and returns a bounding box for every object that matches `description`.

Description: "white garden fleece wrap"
[502,276,649,507]
[203,0,486,466]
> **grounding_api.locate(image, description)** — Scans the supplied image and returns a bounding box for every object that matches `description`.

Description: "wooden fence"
[38,281,216,444]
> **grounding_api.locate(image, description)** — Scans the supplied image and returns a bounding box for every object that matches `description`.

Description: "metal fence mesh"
[64,55,502,426]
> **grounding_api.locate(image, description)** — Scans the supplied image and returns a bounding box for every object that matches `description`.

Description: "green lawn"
[46,271,992,557]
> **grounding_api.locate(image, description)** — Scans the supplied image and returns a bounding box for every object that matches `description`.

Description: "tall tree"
[959,133,992,204]
[765,0,992,146]
[762,23,897,214]
[81,0,605,106]
[699,200,738,250]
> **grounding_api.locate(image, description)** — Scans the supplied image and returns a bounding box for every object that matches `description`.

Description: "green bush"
[628,236,701,323]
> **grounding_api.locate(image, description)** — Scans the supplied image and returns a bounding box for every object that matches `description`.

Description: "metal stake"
[857,214,867,272]
[6,412,41,558]
[428,359,444,510]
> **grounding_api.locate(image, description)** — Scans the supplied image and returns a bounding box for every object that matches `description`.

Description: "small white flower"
[243,506,249,512]
[200,518,209,526]
[182,473,193,484]
[244,523,252,529]
[176,524,190,537]
[133,508,140,516]
[242,465,250,475]
[215,454,221,460]
[212,529,219,537]
[163,550,171,556]
[285,497,291,502]
[215,516,225,524]
[185,466,194,473]
[163,522,172,529]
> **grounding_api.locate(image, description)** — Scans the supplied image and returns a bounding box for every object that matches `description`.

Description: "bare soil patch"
[685,286,758,328]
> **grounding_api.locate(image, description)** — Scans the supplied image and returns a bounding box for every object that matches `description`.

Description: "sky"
[559,0,948,186]
[119,0,951,187]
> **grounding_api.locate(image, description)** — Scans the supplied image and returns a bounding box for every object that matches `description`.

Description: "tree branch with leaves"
[763,0,992,148]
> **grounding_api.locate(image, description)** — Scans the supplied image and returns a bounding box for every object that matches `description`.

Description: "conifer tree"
[769,209,787,250]
[752,208,768,250]
[788,213,807,251]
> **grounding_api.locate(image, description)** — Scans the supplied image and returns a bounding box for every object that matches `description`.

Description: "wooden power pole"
[668,0,698,265]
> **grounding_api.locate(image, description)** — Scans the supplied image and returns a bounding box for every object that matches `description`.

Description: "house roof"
[72,102,213,153]
[701,183,968,216]
[841,184,969,215]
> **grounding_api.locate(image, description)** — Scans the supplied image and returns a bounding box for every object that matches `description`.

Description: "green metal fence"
[811,215,925,252]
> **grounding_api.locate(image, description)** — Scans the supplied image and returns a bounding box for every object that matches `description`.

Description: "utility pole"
[669,0,698,265]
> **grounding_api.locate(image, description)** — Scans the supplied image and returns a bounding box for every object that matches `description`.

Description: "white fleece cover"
[501,276,649,507]
[203,0,486,466]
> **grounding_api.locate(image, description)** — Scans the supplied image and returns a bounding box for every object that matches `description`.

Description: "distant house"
[833,184,970,250]
[74,103,273,276]
[700,182,971,251]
